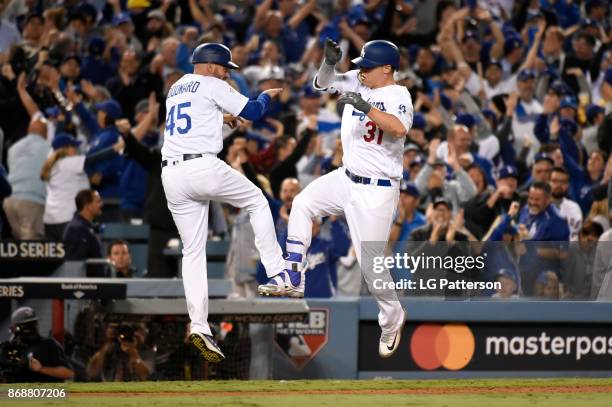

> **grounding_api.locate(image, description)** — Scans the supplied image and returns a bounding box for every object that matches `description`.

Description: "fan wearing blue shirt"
[518,181,570,295]
[70,95,124,199]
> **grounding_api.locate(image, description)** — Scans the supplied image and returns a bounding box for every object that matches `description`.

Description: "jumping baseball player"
[259,39,413,357]
[161,43,286,362]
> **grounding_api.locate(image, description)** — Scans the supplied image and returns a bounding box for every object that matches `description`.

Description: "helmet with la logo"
[352,40,400,70]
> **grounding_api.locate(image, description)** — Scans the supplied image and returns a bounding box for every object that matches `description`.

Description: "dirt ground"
[71,384,612,397]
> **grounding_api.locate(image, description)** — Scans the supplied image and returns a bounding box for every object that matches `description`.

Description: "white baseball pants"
[162,155,285,335]
[287,168,404,334]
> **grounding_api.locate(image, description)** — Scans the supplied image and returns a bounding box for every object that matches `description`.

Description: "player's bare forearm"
[367,108,407,138]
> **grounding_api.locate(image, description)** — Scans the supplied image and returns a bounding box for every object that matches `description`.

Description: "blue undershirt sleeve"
[238,93,272,121]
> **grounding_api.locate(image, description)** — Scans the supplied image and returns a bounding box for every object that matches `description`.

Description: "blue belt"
[345,169,392,187]
[161,154,203,168]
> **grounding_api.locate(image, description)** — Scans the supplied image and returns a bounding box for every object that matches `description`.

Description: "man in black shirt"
[0,307,73,383]
[63,189,104,260]
[464,165,521,239]
[408,197,472,297]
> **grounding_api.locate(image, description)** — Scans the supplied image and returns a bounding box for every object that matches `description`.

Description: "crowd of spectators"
[0,0,611,301]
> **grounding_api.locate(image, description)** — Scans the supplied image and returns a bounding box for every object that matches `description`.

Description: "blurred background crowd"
[0,0,611,301]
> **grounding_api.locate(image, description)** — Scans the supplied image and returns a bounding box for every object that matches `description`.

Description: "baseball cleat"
[378,310,406,358]
[189,332,225,363]
[258,269,304,298]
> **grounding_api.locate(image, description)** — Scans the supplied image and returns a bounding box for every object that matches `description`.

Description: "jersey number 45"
[165,102,192,136]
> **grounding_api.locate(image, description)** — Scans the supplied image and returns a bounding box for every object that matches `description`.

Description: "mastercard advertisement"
[359,322,612,371]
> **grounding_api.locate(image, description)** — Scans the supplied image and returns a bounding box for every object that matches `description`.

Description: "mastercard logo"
[410,323,475,370]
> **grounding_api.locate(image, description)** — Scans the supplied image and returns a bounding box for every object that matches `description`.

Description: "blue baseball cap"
[300,85,321,99]
[412,112,426,130]
[559,118,578,135]
[88,36,106,55]
[559,96,577,110]
[534,152,554,165]
[456,113,476,128]
[95,99,123,119]
[497,268,517,281]
[319,26,341,45]
[499,165,518,180]
[112,12,132,26]
[482,109,497,126]
[400,181,420,197]
[504,37,524,55]
[52,133,81,150]
[586,104,605,123]
[517,69,536,82]
[549,80,570,96]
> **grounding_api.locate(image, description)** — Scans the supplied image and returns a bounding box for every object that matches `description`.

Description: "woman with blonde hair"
[41,133,123,240]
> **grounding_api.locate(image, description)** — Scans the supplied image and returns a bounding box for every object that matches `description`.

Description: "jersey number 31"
[363,121,383,145]
[165,102,192,136]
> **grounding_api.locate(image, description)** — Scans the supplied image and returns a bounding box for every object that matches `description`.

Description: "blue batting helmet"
[351,40,400,70]
[191,43,239,69]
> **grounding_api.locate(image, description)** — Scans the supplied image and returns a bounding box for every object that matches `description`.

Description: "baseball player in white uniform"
[161,43,285,362]
[259,39,413,358]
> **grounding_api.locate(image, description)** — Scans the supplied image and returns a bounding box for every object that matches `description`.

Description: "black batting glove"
[324,39,342,66]
[338,92,372,114]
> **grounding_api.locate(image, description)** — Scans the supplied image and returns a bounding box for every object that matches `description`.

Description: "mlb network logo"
[275,309,329,370]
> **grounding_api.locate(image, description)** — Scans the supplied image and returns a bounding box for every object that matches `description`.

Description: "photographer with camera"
[0,307,74,383]
[86,322,153,381]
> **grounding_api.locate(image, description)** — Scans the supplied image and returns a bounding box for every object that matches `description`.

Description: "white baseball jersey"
[556,198,583,242]
[316,70,413,179]
[161,73,248,159]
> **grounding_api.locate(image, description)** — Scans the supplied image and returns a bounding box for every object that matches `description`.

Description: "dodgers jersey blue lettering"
[161,73,249,158]
[314,70,413,179]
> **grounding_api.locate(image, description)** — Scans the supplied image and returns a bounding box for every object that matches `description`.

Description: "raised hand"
[447,142,460,170]
[324,38,342,66]
[65,84,83,105]
[2,64,16,81]
[262,88,283,99]
[428,138,441,164]
[508,201,520,217]
[550,116,560,135]
[505,92,519,116]
[148,92,160,122]
[115,119,132,134]
[113,136,125,154]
